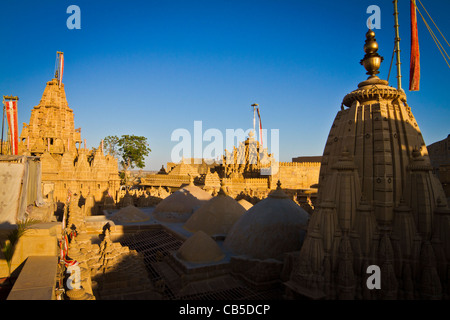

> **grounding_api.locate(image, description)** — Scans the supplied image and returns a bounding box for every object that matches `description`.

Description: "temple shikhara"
[18,70,121,210]
[285,30,450,300]
[0,1,449,302]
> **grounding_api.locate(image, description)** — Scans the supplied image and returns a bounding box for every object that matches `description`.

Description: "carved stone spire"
[287,28,450,300]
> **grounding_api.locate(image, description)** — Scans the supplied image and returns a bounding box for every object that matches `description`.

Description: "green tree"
[1,218,40,283]
[104,135,151,186]
[103,135,120,158]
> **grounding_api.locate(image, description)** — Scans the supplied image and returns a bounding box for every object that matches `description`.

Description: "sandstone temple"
[1,27,449,302]
[140,130,320,205]
[285,30,450,300]
[17,76,121,212]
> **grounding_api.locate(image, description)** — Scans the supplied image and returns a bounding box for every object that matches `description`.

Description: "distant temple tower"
[285,30,450,300]
[18,54,120,208]
[222,131,274,179]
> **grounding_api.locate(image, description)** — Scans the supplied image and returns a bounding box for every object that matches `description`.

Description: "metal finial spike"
[360,29,384,79]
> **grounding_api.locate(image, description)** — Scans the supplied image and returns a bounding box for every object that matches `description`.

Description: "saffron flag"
[257,107,263,147]
[5,100,19,155]
[409,0,420,91]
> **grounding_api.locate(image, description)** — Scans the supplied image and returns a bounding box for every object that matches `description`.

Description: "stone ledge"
[0,223,61,278]
[7,255,58,300]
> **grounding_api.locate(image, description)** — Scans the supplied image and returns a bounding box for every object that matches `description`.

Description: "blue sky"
[1,0,449,170]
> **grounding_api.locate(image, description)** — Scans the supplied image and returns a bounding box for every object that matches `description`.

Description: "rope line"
[414,1,450,68]
[387,43,396,83]
[417,0,450,48]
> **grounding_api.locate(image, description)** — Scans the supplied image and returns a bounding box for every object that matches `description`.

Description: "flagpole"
[56,51,64,88]
[251,103,258,136]
[393,0,403,91]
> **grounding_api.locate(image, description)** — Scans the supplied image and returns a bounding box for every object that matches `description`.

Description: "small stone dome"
[183,190,246,236]
[176,231,225,263]
[153,184,212,222]
[110,205,150,223]
[224,182,310,260]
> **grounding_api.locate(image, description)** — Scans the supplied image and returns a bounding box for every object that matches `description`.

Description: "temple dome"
[176,231,225,263]
[153,183,212,222]
[224,182,310,260]
[183,191,246,236]
[168,161,198,176]
[110,205,150,223]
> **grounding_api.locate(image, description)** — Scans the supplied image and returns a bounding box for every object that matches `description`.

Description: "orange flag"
[5,100,19,155]
[409,0,420,91]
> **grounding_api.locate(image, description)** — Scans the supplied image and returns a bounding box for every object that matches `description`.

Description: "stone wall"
[427,135,450,199]
[427,134,450,169]
[40,149,120,210]
[277,162,320,190]
[0,223,61,278]
[229,256,284,291]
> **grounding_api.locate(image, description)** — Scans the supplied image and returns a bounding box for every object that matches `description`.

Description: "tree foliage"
[118,135,151,171]
[1,218,40,280]
[104,135,120,158]
[103,135,151,180]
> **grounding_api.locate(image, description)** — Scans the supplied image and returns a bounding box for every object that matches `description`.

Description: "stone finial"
[269,180,289,199]
[218,179,228,196]
[276,179,282,190]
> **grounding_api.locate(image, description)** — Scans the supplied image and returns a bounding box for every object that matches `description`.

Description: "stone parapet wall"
[279,161,321,167]
[6,256,58,300]
[141,174,191,188]
[222,178,269,190]
[277,162,320,190]
[0,223,61,278]
[229,256,283,291]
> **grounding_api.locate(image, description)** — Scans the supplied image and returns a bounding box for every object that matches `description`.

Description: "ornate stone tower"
[17,58,121,207]
[222,131,274,179]
[285,30,450,300]
[19,78,81,154]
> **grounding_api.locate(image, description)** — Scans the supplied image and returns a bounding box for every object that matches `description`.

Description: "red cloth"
[5,100,18,155]
[410,0,420,91]
[257,107,263,147]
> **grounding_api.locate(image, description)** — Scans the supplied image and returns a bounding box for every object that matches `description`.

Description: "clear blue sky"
[1,0,449,170]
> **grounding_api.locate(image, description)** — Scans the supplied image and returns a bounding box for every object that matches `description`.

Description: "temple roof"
[224,182,309,260]
[176,230,225,264]
[152,184,212,222]
[110,205,150,223]
[168,160,199,176]
[183,192,246,236]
